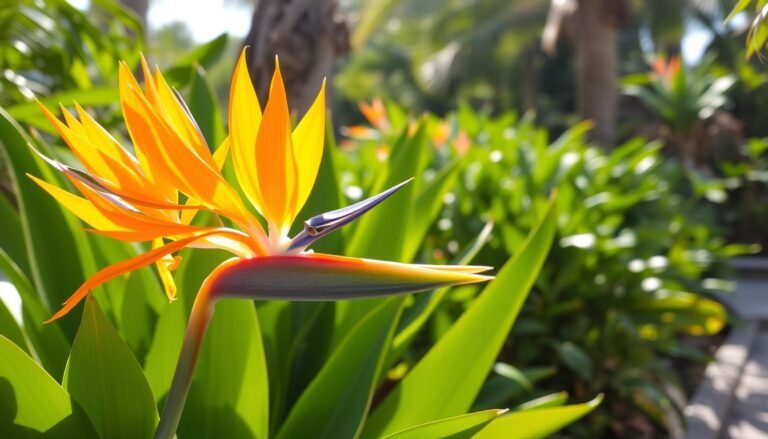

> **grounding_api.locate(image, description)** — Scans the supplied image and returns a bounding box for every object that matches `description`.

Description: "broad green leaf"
[284,302,335,419]
[256,300,293,431]
[0,248,70,377]
[473,395,603,439]
[6,87,119,127]
[392,221,494,360]
[164,33,229,85]
[383,409,506,439]
[0,191,30,276]
[65,298,158,439]
[143,301,185,405]
[335,125,428,349]
[363,197,557,438]
[277,299,402,439]
[187,65,225,148]
[0,335,97,438]
[347,124,429,261]
[178,299,269,439]
[0,109,94,337]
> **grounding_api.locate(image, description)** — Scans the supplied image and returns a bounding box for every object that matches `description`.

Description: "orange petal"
[255,58,298,234]
[119,62,178,202]
[46,231,229,322]
[228,49,265,215]
[121,81,258,233]
[152,66,217,169]
[292,79,326,219]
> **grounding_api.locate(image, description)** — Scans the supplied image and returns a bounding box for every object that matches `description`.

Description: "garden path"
[684,261,768,439]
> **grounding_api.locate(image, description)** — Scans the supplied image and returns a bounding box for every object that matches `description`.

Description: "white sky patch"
[67,0,251,43]
[0,281,23,325]
[148,0,251,43]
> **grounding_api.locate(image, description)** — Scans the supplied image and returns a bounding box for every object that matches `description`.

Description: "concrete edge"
[682,321,759,439]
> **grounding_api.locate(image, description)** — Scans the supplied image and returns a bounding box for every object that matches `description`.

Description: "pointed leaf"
[0,108,94,337]
[473,395,603,439]
[178,299,269,439]
[276,299,402,439]
[383,409,506,439]
[401,159,462,261]
[64,298,158,439]
[0,335,97,438]
[0,248,70,377]
[363,197,557,437]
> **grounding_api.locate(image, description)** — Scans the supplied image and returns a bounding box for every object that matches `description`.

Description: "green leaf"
[0,335,97,438]
[0,191,30,276]
[726,0,753,22]
[472,367,555,411]
[401,158,462,261]
[515,392,569,410]
[178,299,269,439]
[6,87,119,126]
[363,196,557,438]
[143,301,185,406]
[164,34,229,85]
[0,109,94,337]
[0,248,70,377]
[347,124,429,261]
[276,299,402,439]
[65,297,158,439]
[473,395,603,439]
[382,409,506,439]
[187,65,226,148]
[556,342,593,380]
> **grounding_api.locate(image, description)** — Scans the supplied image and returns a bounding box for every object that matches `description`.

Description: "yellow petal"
[255,58,298,234]
[228,49,265,215]
[152,66,217,169]
[72,103,140,172]
[292,79,326,218]
[28,174,126,232]
[119,62,177,202]
[153,238,178,301]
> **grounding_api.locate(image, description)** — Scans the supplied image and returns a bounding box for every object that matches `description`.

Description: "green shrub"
[340,101,751,436]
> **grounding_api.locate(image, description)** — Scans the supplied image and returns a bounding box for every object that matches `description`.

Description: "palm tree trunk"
[119,0,149,37]
[242,0,349,116]
[574,0,619,146]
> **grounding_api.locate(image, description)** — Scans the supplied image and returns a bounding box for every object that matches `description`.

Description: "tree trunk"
[573,0,625,146]
[242,0,349,116]
[119,0,149,37]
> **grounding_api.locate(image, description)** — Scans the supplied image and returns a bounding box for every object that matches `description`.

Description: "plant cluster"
[341,100,752,437]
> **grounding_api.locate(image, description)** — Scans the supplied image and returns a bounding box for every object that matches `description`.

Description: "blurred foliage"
[0,0,143,109]
[339,100,755,437]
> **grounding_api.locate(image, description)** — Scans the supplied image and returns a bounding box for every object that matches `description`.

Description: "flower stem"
[154,277,216,439]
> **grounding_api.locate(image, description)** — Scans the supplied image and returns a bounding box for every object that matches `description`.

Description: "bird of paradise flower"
[30,50,492,438]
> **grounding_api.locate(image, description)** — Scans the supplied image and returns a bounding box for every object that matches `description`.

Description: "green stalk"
[154,266,223,439]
